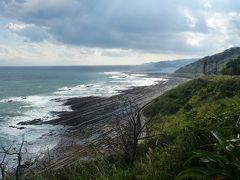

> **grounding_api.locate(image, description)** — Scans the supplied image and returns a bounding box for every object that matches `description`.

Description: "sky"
[0,0,240,66]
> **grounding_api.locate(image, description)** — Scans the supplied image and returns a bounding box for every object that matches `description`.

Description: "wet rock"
[9,125,25,130]
[51,98,63,102]
[17,118,43,125]
[50,111,61,116]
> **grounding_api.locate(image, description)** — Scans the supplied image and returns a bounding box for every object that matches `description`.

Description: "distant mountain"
[135,59,198,73]
[175,47,240,76]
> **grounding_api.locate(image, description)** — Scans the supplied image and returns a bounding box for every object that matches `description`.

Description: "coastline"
[35,75,188,170]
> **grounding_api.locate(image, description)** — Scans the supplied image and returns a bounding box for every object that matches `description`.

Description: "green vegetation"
[222,56,240,75]
[177,131,240,180]
[143,76,240,179]
[175,47,240,77]
[30,76,240,179]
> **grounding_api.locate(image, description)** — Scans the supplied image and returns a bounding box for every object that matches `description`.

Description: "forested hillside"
[175,47,240,77]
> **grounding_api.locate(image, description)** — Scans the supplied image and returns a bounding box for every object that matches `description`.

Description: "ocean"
[0,66,166,154]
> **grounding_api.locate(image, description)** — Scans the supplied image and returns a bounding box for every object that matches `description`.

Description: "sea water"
[0,66,167,154]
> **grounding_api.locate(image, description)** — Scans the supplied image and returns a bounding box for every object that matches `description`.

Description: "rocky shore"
[20,75,188,170]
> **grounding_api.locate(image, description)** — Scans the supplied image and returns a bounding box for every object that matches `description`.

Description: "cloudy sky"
[0,0,240,65]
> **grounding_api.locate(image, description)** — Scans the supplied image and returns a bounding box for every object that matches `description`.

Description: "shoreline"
[46,76,186,126]
[34,75,188,170]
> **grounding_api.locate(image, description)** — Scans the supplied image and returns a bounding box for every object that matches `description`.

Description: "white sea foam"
[105,72,167,87]
[0,95,68,151]
[102,71,120,75]
[0,72,167,156]
[55,73,166,98]
[0,72,167,126]
[1,95,71,123]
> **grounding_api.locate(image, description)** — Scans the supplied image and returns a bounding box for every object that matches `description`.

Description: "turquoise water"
[0,66,166,152]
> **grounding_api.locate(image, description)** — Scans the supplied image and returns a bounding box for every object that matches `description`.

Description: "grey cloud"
[0,0,239,54]
[6,24,50,42]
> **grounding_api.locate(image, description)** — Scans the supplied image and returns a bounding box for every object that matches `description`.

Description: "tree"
[0,144,13,179]
[0,135,27,180]
[222,56,240,75]
[113,98,152,166]
[203,60,208,75]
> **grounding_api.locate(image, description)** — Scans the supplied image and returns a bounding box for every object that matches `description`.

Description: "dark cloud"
[0,0,240,54]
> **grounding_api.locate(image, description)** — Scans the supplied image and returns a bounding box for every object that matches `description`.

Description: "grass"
[29,76,240,180]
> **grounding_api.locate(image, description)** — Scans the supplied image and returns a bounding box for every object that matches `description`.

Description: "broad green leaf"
[194,150,226,167]
[211,131,225,146]
[176,167,210,180]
